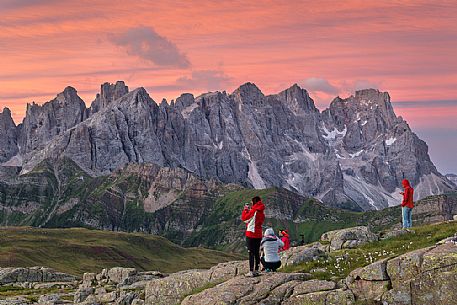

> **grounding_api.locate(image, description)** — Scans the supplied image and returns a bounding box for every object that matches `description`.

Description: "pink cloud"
[0,0,455,133]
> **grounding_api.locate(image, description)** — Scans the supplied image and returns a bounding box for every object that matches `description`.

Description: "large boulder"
[0,267,76,285]
[406,243,457,305]
[280,242,327,267]
[344,242,457,305]
[0,297,30,305]
[320,226,378,251]
[385,246,433,293]
[346,258,390,301]
[106,267,137,285]
[144,260,248,305]
[75,267,163,304]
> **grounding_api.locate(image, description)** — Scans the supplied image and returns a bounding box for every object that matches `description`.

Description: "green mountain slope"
[0,227,240,276]
[1,157,455,252]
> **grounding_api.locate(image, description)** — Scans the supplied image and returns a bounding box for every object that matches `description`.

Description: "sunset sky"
[0,0,456,173]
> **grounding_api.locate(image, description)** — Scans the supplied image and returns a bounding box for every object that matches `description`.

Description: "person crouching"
[260,228,284,272]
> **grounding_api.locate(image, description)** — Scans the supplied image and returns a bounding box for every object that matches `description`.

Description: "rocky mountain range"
[0,81,454,212]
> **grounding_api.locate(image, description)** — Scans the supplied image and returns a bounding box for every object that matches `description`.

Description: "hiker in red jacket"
[278,229,290,252]
[241,196,265,277]
[400,179,414,229]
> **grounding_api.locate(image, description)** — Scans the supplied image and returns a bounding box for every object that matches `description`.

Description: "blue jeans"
[402,207,413,228]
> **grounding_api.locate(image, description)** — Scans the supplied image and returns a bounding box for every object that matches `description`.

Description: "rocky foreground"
[1,224,457,305]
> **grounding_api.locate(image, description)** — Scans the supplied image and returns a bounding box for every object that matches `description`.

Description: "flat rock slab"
[181,272,310,305]
[0,267,77,285]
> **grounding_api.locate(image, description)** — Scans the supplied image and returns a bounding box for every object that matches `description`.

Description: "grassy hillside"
[0,227,241,276]
[1,157,455,253]
[184,187,402,251]
[283,220,457,280]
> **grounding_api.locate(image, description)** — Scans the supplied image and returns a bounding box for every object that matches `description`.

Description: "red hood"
[281,230,289,237]
[402,179,411,188]
[252,201,265,211]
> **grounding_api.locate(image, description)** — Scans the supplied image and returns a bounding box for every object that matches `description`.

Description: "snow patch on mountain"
[321,125,347,141]
[385,137,396,146]
[445,174,457,187]
[349,150,364,158]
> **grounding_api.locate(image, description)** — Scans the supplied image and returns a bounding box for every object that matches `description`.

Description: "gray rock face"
[411,192,457,225]
[321,89,454,209]
[89,81,129,115]
[17,86,87,155]
[0,107,18,163]
[4,82,454,210]
[0,267,77,284]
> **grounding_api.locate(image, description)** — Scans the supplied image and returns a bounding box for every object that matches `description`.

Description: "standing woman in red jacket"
[241,196,265,277]
[400,179,414,229]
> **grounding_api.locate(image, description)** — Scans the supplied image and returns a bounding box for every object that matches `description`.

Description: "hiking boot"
[245,271,255,277]
[253,270,260,277]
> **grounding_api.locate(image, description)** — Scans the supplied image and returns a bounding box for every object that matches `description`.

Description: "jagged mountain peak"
[1,107,13,117]
[90,81,129,114]
[56,86,82,104]
[0,106,17,163]
[131,86,153,102]
[25,86,84,112]
[62,85,77,94]
[275,83,318,114]
[355,87,382,95]
[231,82,264,103]
[100,81,128,99]
[160,98,168,108]
[326,88,397,130]
[331,88,391,109]
[1,81,453,211]
[234,81,261,92]
[18,86,87,154]
[174,93,195,110]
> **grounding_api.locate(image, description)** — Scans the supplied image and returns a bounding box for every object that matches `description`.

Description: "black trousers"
[246,237,262,272]
[261,257,281,271]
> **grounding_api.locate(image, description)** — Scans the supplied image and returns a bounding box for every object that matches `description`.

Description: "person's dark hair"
[252,196,261,204]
